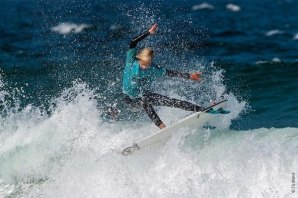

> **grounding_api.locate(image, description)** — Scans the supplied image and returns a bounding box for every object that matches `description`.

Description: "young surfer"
[122,23,204,129]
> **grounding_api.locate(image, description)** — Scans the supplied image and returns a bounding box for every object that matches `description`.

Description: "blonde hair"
[136,48,154,62]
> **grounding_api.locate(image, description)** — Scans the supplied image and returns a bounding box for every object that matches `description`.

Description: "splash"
[0,65,248,197]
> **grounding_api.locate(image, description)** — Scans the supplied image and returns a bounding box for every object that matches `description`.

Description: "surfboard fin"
[206,108,230,114]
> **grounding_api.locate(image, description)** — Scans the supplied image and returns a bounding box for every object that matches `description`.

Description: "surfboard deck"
[122,100,228,156]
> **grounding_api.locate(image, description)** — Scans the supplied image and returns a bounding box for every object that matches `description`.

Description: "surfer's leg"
[143,93,204,112]
[142,100,163,127]
[124,95,143,110]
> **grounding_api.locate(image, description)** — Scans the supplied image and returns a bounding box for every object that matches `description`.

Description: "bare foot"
[159,123,166,129]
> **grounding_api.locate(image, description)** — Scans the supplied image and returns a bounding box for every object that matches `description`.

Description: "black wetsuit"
[123,30,203,127]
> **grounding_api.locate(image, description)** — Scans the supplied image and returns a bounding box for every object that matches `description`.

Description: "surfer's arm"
[129,23,158,48]
[166,69,202,81]
[129,31,150,48]
[166,69,190,79]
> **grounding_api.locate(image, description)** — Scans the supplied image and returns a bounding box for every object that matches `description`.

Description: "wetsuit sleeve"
[166,69,190,79]
[126,31,150,65]
[129,31,150,49]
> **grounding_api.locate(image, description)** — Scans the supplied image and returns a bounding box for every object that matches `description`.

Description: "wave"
[1,76,296,197]
[0,69,250,197]
[1,104,297,198]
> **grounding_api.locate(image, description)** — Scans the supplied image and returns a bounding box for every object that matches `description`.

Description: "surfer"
[122,23,204,129]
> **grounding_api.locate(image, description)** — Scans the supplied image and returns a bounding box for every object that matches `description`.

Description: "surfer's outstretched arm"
[129,23,158,48]
[129,31,150,48]
[166,69,190,79]
[166,69,202,81]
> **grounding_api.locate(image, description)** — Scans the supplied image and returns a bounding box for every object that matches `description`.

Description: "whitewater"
[1,68,297,198]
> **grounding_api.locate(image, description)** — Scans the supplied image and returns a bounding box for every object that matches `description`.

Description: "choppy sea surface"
[1,0,298,197]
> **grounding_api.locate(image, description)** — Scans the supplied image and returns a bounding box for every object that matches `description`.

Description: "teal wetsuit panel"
[122,48,138,97]
[122,48,166,98]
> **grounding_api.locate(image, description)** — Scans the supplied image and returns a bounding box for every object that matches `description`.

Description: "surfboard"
[122,100,228,156]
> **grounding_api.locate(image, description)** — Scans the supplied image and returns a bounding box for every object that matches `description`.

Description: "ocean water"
[0,0,298,197]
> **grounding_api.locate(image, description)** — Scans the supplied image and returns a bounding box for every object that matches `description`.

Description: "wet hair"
[136,48,154,62]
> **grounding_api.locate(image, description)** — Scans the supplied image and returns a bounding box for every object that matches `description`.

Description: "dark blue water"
[1,0,298,130]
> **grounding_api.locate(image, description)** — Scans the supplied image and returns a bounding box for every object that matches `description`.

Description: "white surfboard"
[122,100,228,156]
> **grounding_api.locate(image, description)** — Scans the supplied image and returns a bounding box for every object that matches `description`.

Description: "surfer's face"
[137,48,154,70]
[139,59,151,70]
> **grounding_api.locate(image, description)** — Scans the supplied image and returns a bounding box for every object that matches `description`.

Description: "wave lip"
[294,33,298,40]
[226,4,241,12]
[51,22,92,35]
[192,3,214,11]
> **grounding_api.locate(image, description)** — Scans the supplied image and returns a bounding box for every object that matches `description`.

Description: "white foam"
[265,29,284,36]
[293,33,298,40]
[226,4,241,12]
[26,127,298,198]
[272,57,281,62]
[192,3,214,11]
[256,57,281,64]
[51,22,91,35]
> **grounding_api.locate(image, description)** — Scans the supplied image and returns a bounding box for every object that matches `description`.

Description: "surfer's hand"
[190,72,202,81]
[149,23,158,34]
[159,123,166,129]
